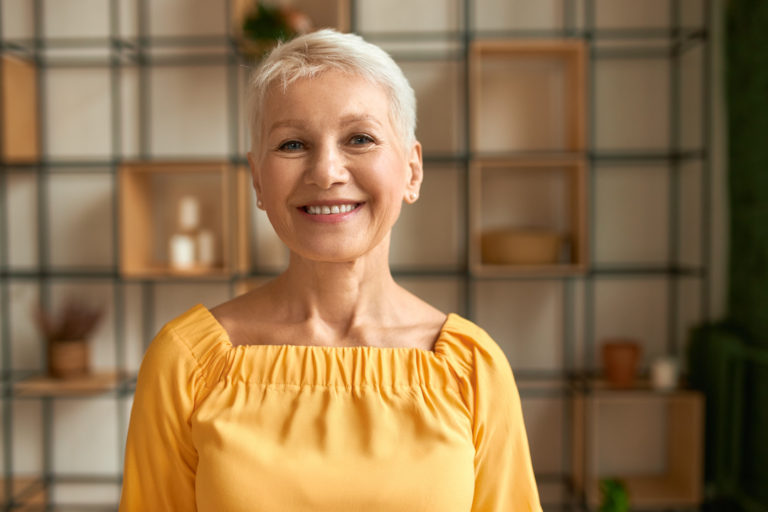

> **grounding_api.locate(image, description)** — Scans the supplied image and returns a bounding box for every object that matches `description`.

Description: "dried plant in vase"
[35,298,104,379]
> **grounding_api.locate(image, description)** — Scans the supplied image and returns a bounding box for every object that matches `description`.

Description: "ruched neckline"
[169,304,470,390]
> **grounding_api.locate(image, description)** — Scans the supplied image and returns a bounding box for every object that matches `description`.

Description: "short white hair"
[247,29,416,153]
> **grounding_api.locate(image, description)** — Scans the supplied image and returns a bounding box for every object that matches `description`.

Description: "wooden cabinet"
[1,55,39,163]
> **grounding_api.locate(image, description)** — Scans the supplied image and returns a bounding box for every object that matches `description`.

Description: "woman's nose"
[304,142,349,189]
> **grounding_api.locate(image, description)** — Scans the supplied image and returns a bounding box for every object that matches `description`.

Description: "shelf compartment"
[119,162,245,279]
[1,54,39,163]
[572,388,704,508]
[13,372,124,397]
[470,157,587,276]
[469,39,586,154]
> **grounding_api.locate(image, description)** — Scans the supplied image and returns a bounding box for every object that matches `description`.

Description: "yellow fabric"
[120,304,542,511]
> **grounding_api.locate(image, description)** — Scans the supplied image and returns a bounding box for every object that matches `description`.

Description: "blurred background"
[2,0,765,510]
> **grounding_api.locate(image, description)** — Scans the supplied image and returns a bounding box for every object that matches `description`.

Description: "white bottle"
[169,196,201,271]
[196,229,215,267]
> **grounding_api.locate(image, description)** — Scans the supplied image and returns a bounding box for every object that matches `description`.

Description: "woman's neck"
[272,243,403,332]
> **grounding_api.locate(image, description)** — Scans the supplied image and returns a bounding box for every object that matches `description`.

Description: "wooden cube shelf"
[470,39,586,155]
[1,55,39,163]
[0,477,46,510]
[231,0,351,38]
[119,162,248,278]
[470,157,587,277]
[572,389,704,509]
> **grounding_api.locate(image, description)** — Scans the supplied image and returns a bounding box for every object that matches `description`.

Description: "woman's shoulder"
[142,304,229,373]
[438,314,510,377]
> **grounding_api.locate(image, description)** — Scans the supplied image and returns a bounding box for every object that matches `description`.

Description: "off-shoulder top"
[119,304,541,511]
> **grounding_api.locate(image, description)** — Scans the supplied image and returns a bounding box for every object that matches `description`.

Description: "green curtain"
[727,0,768,343]
[722,0,768,508]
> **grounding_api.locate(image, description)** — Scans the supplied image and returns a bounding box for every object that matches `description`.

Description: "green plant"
[599,478,630,512]
[241,3,312,43]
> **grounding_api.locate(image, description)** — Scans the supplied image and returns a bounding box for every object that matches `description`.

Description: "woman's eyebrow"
[268,119,305,134]
[339,114,382,126]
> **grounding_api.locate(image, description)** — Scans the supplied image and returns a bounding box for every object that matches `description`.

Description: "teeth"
[305,203,358,215]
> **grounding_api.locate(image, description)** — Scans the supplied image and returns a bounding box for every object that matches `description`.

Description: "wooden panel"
[1,55,39,163]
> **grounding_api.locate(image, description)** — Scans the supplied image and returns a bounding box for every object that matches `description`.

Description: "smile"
[302,203,361,215]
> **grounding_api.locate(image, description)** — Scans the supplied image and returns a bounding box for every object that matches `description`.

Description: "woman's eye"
[350,134,374,145]
[279,140,304,151]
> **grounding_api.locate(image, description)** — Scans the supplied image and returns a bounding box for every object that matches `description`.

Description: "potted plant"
[599,478,630,512]
[35,298,104,379]
[601,338,642,388]
[239,2,312,57]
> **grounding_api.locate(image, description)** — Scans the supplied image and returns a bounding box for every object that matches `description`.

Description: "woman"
[120,29,541,512]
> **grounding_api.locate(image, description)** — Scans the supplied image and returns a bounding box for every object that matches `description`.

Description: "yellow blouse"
[120,304,541,511]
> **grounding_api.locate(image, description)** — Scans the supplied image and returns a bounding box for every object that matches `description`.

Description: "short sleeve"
[119,325,200,511]
[464,329,542,512]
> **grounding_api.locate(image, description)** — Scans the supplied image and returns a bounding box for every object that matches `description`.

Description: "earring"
[409,192,418,202]
[257,199,263,209]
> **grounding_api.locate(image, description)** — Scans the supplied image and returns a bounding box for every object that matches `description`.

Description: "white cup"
[651,357,678,391]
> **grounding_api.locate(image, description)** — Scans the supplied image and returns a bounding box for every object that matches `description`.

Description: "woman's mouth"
[301,203,362,215]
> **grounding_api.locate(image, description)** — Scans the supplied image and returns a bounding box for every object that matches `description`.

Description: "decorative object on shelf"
[601,339,641,389]
[480,228,563,265]
[598,478,630,512]
[650,356,678,391]
[238,2,312,57]
[168,195,217,272]
[35,298,104,379]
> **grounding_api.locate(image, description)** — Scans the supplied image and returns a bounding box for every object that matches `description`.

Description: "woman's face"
[249,70,422,264]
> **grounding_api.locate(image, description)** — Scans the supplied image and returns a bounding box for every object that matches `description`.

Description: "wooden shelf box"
[470,39,586,155]
[1,55,39,163]
[470,157,587,277]
[119,162,247,278]
[0,476,46,510]
[572,389,704,509]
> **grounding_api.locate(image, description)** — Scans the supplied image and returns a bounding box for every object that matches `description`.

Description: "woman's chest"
[190,385,476,511]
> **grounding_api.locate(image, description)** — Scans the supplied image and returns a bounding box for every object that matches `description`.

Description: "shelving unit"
[0,0,715,510]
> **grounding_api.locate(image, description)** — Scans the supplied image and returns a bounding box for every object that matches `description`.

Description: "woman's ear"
[403,141,423,204]
[248,152,265,210]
